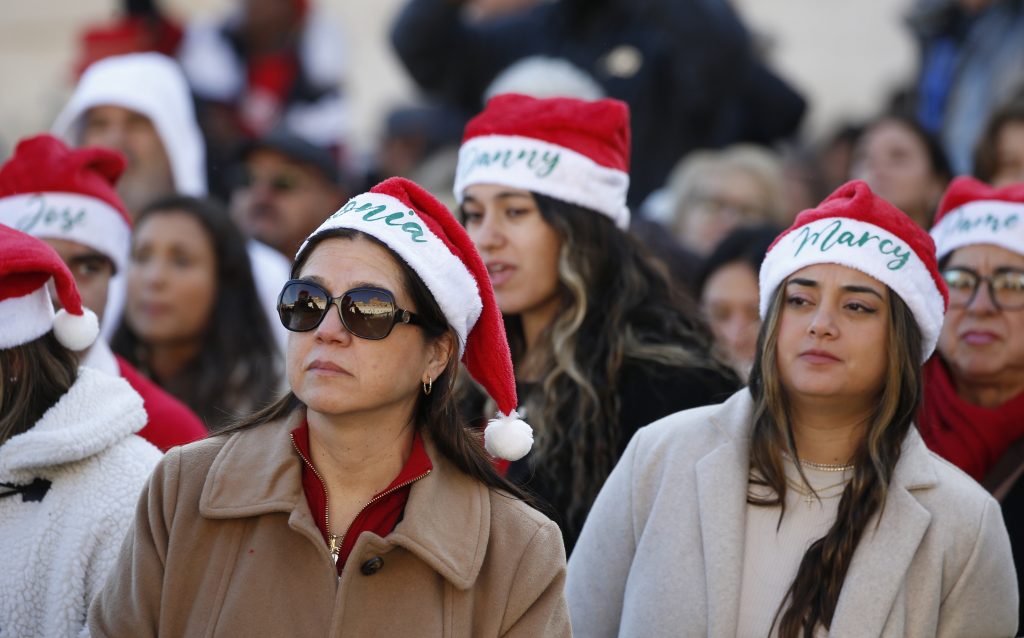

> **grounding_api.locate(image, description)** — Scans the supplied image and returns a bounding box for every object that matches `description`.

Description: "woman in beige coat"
[567,180,1018,637]
[89,177,569,637]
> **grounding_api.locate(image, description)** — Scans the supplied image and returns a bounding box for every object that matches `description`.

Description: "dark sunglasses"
[277,279,422,339]
[942,267,1024,311]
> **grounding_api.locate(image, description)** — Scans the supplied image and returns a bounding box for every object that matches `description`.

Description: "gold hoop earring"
[422,376,433,396]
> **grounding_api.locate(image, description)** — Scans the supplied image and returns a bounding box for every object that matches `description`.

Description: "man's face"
[80,105,175,217]
[230,149,345,258]
[43,238,115,324]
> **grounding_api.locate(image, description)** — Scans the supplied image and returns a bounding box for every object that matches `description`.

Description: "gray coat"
[567,390,1018,637]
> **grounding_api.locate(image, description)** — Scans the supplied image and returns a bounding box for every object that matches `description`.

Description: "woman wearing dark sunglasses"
[89,177,570,637]
[455,94,739,552]
[919,176,1024,628]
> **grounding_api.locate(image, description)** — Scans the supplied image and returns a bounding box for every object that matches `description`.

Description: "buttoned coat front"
[88,410,571,637]
[566,390,1018,638]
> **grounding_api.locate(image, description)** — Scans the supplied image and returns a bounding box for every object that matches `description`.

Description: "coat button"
[360,556,384,575]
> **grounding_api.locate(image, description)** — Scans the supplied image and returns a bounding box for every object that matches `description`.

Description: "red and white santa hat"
[0,224,100,351]
[930,176,1024,260]
[0,134,131,273]
[296,177,533,461]
[454,93,631,229]
[759,180,948,361]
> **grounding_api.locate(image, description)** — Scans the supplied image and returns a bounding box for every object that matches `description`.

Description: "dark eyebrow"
[462,191,534,204]
[787,278,884,299]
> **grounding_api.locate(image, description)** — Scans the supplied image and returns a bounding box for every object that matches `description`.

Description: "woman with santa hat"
[89,177,569,636]
[567,181,1017,637]
[918,176,1024,629]
[0,225,161,637]
[454,93,739,553]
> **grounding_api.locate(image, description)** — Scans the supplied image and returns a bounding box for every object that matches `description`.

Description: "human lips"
[485,261,516,287]
[961,330,1000,346]
[798,348,842,364]
[307,359,350,376]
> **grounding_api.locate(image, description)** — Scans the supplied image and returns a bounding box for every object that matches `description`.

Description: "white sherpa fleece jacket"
[0,367,161,638]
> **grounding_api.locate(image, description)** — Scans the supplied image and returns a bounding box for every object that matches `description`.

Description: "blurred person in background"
[392,0,805,207]
[112,196,281,432]
[230,129,348,261]
[568,180,1017,638]
[662,144,790,258]
[698,225,780,381]
[52,52,290,349]
[455,94,739,552]
[178,0,350,199]
[973,97,1024,187]
[919,177,1024,629]
[0,135,205,452]
[90,178,570,636]
[850,112,951,228]
[0,226,160,637]
[909,0,1024,174]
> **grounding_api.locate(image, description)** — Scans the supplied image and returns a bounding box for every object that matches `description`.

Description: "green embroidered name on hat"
[16,194,87,234]
[793,219,911,270]
[459,147,560,180]
[947,207,1020,235]
[331,197,427,243]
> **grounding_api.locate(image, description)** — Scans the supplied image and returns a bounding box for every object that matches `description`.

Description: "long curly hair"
[503,193,729,538]
[748,282,924,638]
[112,195,280,431]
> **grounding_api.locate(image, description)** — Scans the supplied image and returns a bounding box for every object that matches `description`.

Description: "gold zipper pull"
[328,534,339,563]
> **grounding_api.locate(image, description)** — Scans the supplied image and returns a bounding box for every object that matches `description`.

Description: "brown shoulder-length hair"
[218,228,525,498]
[747,279,923,638]
[1,332,79,446]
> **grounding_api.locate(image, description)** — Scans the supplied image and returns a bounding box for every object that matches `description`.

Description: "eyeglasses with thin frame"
[238,169,303,194]
[277,279,422,339]
[941,267,1024,311]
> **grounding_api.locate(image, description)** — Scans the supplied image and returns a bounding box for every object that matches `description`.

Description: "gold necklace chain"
[786,475,850,507]
[781,452,856,473]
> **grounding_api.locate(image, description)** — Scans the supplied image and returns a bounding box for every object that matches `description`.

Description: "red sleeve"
[116,356,208,451]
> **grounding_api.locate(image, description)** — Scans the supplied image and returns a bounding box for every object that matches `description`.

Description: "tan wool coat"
[89,411,571,637]
[567,390,1019,638]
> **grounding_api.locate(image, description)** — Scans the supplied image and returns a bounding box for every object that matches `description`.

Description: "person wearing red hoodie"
[0,134,206,450]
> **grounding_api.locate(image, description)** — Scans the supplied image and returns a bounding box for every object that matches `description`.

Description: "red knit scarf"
[918,356,1024,482]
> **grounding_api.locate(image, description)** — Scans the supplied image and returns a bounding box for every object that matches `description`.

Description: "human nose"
[472,210,506,251]
[313,298,354,344]
[966,277,999,314]
[807,305,838,338]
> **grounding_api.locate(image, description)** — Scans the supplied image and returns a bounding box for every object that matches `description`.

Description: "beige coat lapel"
[829,429,938,637]
[698,393,755,637]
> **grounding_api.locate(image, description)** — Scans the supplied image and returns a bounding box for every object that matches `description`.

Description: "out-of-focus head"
[667,144,788,256]
[230,129,346,258]
[931,177,1024,388]
[699,224,780,379]
[455,93,631,230]
[0,225,99,353]
[0,134,132,323]
[290,177,533,461]
[483,56,605,104]
[52,53,207,214]
[973,98,1024,187]
[850,113,951,228]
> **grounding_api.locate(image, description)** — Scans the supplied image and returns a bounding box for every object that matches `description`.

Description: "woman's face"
[938,244,1024,387]
[286,236,450,420]
[678,169,767,256]
[776,263,890,408]
[126,211,217,345]
[461,184,563,322]
[702,261,761,377]
[851,119,944,227]
[991,121,1024,187]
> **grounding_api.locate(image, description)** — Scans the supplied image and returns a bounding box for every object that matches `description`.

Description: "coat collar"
[199,409,490,589]
[697,390,939,636]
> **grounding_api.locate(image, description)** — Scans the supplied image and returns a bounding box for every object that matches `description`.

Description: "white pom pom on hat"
[0,224,100,351]
[298,177,534,461]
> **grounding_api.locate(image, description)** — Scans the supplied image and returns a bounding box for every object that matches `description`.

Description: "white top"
[738,459,852,637]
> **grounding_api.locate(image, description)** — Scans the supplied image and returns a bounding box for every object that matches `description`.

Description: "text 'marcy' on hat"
[0,224,99,351]
[297,177,533,462]
[0,134,132,274]
[454,93,631,229]
[759,179,948,361]
[930,176,1024,261]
